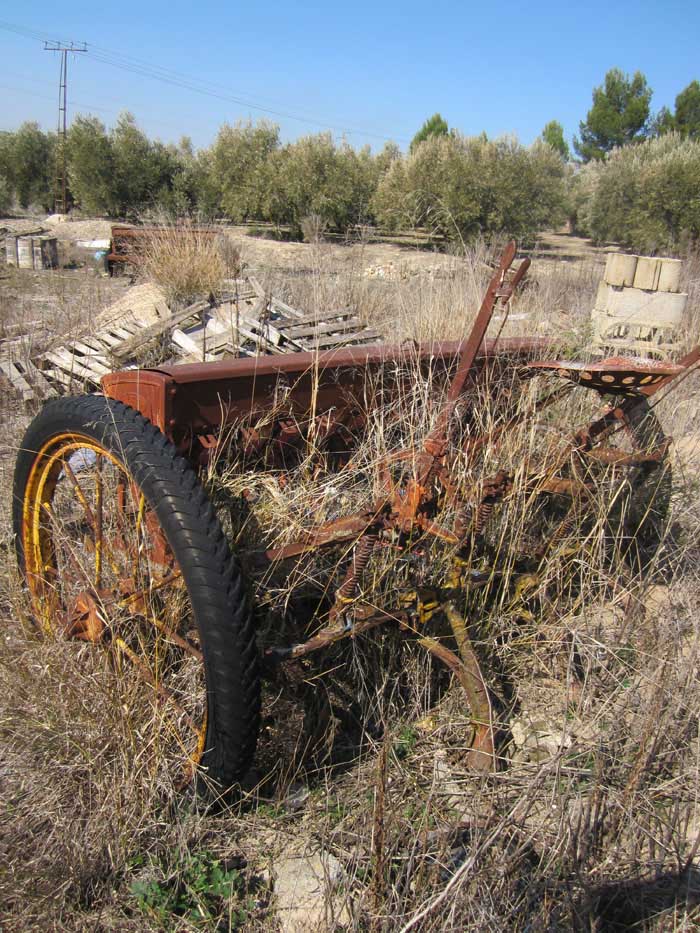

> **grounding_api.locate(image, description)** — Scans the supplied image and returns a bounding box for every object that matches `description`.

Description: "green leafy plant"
[575,132,700,250]
[410,113,449,153]
[393,725,419,760]
[129,849,252,929]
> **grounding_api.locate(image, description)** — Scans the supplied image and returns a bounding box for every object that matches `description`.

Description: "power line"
[0,18,408,144]
[0,80,206,134]
[85,48,405,143]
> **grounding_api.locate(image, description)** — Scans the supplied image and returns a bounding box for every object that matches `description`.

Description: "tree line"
[564,71,700,250]
[0,114,567,245]
[0,68,698,253]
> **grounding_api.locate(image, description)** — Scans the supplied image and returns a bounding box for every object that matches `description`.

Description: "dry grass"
[1,237,700,930]
[256,235,601,350]
[137,220,240,307]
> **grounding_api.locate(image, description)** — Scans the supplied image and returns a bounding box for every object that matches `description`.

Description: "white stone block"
[5,237,18,265]
[605,253,638,287]
[633,257,661,291]
[594,280,610,311]
[605,287,687,325]
[658,258,682,293]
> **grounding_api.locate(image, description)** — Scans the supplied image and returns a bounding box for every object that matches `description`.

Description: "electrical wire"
[0,80,203,134]
[0,18,408,143]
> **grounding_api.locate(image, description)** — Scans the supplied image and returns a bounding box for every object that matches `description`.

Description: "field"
[1,222,700,932]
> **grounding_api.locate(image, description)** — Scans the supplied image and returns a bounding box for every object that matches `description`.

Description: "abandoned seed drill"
[14,242,695,789]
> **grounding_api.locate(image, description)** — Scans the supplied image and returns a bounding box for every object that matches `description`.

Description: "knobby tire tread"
[13,395,261,791]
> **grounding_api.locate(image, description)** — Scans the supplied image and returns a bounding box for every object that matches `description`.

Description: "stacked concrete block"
[592,253,687,358]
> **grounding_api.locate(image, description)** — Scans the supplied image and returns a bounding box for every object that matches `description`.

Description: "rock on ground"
[273,848,350,932]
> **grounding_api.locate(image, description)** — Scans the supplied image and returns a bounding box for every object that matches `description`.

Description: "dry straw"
[1,239,699,929]
[138,219,240,307]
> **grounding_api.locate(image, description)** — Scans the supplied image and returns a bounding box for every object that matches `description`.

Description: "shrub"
[568,160,605,237]
[138,221,235,306]
[0,123,55,210]
[265,133,378,236]
[209,120,280,223]
[579,133,700,251]
[67,113,185,217]
[0,174,12,215]
[373,133,566,244]
[67,116,116,215]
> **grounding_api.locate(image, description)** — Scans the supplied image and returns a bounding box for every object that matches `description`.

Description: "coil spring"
[337,532,379,601]
[472,501,494,537]
[548,506,578,550]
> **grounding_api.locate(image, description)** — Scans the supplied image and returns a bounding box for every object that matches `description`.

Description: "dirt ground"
[2,212,607,277]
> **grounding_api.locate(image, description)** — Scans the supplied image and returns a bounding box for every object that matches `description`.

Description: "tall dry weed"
[1,243,699,930]
[138,220,240,307]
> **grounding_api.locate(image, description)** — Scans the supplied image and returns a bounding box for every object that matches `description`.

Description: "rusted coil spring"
[472,501,494,537]
[336,532,380,603]
[541,504,580,555]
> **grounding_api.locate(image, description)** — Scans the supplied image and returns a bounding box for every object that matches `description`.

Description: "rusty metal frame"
[100,241,699,770]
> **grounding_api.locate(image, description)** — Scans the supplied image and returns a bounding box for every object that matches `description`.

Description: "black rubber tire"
[13,394,261,791]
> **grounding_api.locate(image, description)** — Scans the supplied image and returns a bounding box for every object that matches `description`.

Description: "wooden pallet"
[0,355,58,400]
[1,277,383,400]
[38,318,151,391]
[175,302,381,362]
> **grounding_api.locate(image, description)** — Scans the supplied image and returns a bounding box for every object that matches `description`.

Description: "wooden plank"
[247,276,266,300]
[239,313,304,351]
[94,330,125,349]
[110,300,210,361]
[196,329,236,352]
[272,307,354,328]
[269,296,304,319]
[111,325,140,341]
[235,321,287,354]
[171,328,208,360]
[304,329,381,350]
[42,349,102,384]
[20,358,59,397]
[282,318,367,340]
[1,357,59,398]
[74,334,110,352]
[64,341,111,373]
[41,367,73,389]
[0,359,34,401]
[216,296,266,323]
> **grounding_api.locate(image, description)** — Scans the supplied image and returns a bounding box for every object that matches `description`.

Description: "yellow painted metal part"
[21,431,207,772]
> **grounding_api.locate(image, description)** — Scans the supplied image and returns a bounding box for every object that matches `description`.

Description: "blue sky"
[1,1,698,152]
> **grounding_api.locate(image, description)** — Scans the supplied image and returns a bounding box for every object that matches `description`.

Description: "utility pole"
[44,41,87,215]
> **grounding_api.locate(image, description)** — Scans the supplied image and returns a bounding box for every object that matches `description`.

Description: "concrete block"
[658,258,682,293]
[13,235,58,270]
[17,237,34,268]
[605,253,638,287]
[594,280,610,311]
[633,257,661,291]
[605,287,686,325]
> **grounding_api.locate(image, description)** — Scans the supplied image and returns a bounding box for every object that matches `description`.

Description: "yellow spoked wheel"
[14,396,260,793]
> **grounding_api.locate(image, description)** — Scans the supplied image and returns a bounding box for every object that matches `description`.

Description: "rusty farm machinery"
[13,242,695,791]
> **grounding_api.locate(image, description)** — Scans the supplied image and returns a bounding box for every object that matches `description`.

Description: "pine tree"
[574,69,652,161]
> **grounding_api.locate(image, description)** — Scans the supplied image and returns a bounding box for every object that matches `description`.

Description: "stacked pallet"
[0,276,382,400]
